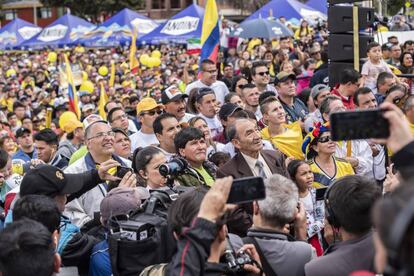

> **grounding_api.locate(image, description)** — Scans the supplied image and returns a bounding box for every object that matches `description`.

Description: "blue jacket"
[89,239,111,276]
[12,148,37,163]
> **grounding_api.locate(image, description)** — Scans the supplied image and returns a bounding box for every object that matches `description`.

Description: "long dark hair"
[132,146,162,186]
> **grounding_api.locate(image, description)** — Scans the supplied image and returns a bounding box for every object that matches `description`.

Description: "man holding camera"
[173,127,216,187]
[64,120,132,228]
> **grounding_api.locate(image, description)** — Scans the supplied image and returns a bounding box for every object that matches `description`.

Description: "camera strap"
[243,236,278,276]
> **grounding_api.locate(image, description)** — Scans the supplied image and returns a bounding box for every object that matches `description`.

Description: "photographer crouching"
[142,177,263,275]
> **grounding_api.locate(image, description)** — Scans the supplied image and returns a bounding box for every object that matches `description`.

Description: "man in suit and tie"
[217,118,288,179]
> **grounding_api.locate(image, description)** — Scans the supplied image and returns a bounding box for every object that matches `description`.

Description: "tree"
[39,0,144,21]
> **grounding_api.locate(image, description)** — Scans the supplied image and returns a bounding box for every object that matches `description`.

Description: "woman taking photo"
[132,146,168,190]
[288,159,324,256]
[302,123,354,188]
[188,116,225,158]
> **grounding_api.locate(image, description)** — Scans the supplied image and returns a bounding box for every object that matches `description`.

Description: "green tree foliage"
[386,0,405,15]
[39,0,144,20]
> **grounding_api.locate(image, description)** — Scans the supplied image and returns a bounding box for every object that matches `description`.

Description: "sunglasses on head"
[318,136,333,143]
[257,71,269,76]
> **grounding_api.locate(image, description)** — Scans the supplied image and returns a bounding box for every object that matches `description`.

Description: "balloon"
[151,50,161,58]
[79,80,94,93]
[147,57,161,68]
[59,111,78,131]
[98,66,108,76]
[47,52,57,63]
[139,54,150,66]
[82,71,88,81]
[6,69,16,78]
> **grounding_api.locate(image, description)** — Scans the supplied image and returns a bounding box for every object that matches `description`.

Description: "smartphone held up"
[330,109,390,141]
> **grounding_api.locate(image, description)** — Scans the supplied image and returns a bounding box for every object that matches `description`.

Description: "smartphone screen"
[330,109,390,141]
[227,176,266,204]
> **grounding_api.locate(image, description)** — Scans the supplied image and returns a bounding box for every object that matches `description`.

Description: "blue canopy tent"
[244,0,326,24]
[306,0,327,14]
[0,18,41,50]
[76,8,158,47]
[19,14,95,49]
[139,4,204,44]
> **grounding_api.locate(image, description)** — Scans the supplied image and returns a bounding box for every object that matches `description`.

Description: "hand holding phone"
[227,176,266,204]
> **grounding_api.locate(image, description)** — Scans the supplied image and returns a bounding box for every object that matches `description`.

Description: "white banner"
[18,26,42,40]
[130,18,158,34]
[38,24,68,42]
[161,16,199,35]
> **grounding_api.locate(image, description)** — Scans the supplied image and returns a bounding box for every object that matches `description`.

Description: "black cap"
[20,165,83,197]
[15,127,31,138]
[219,103,243,120]
[273,72,296,86]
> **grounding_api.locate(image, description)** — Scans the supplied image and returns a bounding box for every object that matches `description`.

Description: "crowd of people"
[0,14,413,276]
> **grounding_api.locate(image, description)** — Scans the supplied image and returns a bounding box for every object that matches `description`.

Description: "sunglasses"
[257,71,269,76]
[318,136,333,143]
[141,110,163,116]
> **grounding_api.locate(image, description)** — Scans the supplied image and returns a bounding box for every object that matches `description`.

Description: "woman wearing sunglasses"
[302,123,354,188]
[384,84,409,110]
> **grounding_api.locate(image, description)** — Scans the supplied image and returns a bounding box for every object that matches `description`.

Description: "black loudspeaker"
[328,6,374,33]
[328,62,359,87]
[328,34,374,61]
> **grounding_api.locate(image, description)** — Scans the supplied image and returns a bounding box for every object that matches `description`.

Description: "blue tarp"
[76,8,158,47]
[0,18,41,50]
[19,14,95,49]
[244,0,326,23]
[306,0,327,14]
[139,4,204,44]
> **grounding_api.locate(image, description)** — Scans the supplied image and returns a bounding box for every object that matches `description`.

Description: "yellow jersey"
[308,157,354,188]
[260,121,304,160]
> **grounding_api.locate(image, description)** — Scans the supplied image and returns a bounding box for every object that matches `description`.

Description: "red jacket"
[331,87,355,110]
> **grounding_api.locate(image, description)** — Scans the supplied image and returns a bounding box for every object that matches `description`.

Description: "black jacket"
[392,141,414,180]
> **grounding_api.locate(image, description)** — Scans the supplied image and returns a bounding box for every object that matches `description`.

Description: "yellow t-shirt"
[308,157,354,188]
[260,121,304,160]
[195,166,215,187]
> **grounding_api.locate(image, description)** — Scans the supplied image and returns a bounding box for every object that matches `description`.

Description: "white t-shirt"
[361,59,392,90]
[199,114,223,138]
[129,131,159,153]
[185,80,229,104]
[179,113,196,123]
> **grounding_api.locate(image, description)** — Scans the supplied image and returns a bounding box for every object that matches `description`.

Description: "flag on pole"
[98,82,108,120]
[200,0,220,63]
[64,54,81,120]
[130,28,139,74]
[109,61,115,88]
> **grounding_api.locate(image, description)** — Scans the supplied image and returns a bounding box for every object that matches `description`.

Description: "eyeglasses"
[257,71,269,76]
[318,136,333,143]
[141,110,163,116]
[88,131,115,140]
[113,114,127,121]
[237,84,245,89]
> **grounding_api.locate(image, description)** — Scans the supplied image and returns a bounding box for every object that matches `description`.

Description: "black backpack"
[108,188,179,276]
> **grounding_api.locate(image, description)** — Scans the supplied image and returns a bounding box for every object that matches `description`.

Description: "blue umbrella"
[233,18,293,39]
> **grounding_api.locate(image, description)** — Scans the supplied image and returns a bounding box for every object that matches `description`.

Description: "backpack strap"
[243,236,278,276]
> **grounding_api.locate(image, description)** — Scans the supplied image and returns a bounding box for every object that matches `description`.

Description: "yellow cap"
[62,119,83,133]
[136,97,163,114]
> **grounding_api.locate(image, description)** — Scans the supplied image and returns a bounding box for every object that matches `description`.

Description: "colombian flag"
[64,54,81,120]
[200,0,220,63]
